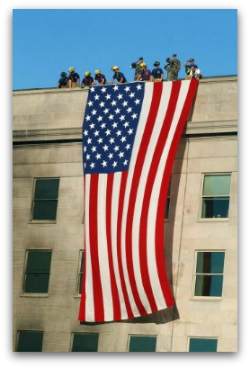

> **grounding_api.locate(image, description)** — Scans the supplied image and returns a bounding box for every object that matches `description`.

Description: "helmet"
[85,71,91,77]
[112,65,119,71]
[154,61,160,67]
[61,72,67,77]
[172,54,177,57]
[68,66,75,72]
[140,62,146,68]
[95,69,101,75]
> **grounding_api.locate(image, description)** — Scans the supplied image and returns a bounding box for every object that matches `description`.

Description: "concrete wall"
[13,77,237,352]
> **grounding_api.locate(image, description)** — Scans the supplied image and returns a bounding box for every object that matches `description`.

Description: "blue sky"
[13,9,237,89]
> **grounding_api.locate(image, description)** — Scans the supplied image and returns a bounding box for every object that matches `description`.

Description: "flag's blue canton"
[83,82,145,174]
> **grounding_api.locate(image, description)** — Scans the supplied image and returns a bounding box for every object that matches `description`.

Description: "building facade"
[13,76,237,352]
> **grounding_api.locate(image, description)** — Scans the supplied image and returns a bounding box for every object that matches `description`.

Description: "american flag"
[79,79,199,322]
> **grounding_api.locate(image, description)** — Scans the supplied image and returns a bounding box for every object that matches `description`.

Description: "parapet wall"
[13,76,237,142]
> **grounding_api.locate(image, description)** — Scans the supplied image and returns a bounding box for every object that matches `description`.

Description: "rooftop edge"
[13,75,238,95]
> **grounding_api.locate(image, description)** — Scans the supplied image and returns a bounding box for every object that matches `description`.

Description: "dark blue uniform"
[81,76,94,87]
[113,71,127,83]
[68,71,80,82]
[58,76,68,88]
[95,73,107,85]
[152,67,163,80]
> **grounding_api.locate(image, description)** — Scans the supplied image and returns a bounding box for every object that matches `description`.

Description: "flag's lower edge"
[79,304,179,325]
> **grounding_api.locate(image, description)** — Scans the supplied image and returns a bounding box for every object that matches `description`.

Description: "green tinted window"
[35,179,59,199]
[195,275,223,297]
[195,252,225,297]
[72,333,99,352]
[189,338,217,352]
[201,197,229,218]
[24,250,52,293]
[203,175,231,196]
[129,336,156,352]
[16,330,43,352]
[196,252,225,273]
[32,178,59,220]
[201,174,231,218]
[78,250,85,294]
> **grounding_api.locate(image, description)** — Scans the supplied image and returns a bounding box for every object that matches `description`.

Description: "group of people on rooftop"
[58,55,202,89]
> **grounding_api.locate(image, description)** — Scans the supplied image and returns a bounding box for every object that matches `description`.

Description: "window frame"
[30,177,60,223]
[192,250,225,300]
[128,334,157,352]
[70,332,99,352]
[76,249,85,296]
[22,249,52,296]
[199,172,231,222]
[16,329,44,352]
[188,336,218,352]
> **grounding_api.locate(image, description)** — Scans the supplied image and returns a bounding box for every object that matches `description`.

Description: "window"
[194,251,225,297]
[71,333,99,352]
[201,174,231,218]
[165,180,172,219]
[23,250,52,293]
[16,330,43,352]
[189,338,217,352]
[77,250,85,295]
[129,335,156,352]
[32,178,59,220]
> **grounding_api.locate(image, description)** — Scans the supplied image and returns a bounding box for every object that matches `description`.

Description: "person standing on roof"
[68,66,80,88]
[138,62,152,81]
[185,58,202,79]
[112,66,127,84]
[94,69,107,85]
[151,61,164,81]
[164,54,181,81]
[81,71,94,88]
[131,57,144,80]
[58,72,68,88]
[184,58,196,78]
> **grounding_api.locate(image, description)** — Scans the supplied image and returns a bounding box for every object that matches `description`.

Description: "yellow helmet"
[112,65,119,71]
[95,69,101,75]
[68,66,75,72]
[85,71,91,77]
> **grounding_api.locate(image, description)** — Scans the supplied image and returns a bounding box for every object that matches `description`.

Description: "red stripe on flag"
[139,80,181,311]
[78,177,87,321]
[125,82,163,314]
[156,78,199,307]
[117,172,134,319]
[106,174,121,320]
[89,174,105,321]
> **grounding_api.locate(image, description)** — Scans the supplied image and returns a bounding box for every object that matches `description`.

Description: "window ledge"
[197,218,229,223]
[190,297,222,302]
[20,293,49,298]
[28,220,57,224]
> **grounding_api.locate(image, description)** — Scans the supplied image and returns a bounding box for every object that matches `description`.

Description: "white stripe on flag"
[97,174,113,321]
[111,172,128,319]
[85,175,94,321]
